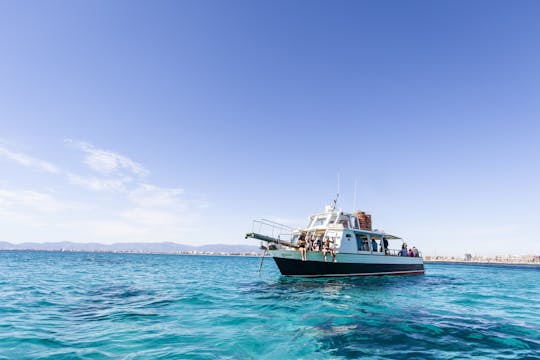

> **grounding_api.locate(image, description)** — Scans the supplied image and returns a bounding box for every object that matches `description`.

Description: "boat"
[245,205,424,277]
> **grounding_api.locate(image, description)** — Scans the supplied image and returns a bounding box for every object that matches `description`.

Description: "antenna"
[332,173,340,211]
[332,192,339,211]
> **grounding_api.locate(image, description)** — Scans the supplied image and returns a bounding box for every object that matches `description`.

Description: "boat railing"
[251,219,295,243]
[387,248,423,258]
[387,249,401,256]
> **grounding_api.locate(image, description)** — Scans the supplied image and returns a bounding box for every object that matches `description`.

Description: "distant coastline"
[0,248,262,257]
[425,260,540,267]
[425,254,540,266]
[0,241,262,255]
[1,241,539,266]
[2,250,539,265]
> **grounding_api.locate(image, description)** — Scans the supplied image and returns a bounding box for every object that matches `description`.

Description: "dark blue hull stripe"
[273,257,425,277]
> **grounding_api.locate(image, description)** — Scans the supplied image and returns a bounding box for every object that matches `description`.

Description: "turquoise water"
[0,251,539,359]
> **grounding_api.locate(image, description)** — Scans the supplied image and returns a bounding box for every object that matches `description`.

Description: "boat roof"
[307,208,403,240]
[353,229,402,240]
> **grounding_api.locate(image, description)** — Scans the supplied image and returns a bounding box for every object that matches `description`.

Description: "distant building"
[464,253,472,261]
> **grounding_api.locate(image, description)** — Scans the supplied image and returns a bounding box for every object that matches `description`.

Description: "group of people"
[296,232,419,260]
[399,243,420,257]
[296,232,336,262]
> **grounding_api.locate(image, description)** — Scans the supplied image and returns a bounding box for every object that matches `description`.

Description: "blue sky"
[1,1,539,256]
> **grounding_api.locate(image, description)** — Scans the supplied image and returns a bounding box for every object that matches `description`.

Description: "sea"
[0,251,538,359]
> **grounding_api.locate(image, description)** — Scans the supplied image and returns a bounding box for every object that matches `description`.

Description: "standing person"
[408,248,413,257]
[412,246,419,257]
[371,238,378,252]
[383,237,389,255]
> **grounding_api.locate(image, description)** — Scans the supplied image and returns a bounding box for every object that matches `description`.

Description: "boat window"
[355,234,370,251]
[338,216,349,228]
[350,216,359,229]
[312,215,328,227]
[329,214,337,224]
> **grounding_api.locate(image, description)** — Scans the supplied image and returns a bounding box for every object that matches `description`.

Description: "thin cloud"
[0,145,60,174]
[67,173,130,192]
[66,139,149,177]
[128,184,185,207]
[121,208,182,227]
[124,184,203,227]
[0,188,82,214]
[0,139,209,243]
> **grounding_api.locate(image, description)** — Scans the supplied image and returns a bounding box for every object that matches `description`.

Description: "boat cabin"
[294,206,414,256]
[307,206,359,230]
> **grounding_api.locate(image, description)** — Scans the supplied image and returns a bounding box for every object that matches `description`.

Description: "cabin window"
[312,215,328,227]
[329,214,337,224]
[350,216,359,229]
[355,234,369,251]
[338,219,349,228]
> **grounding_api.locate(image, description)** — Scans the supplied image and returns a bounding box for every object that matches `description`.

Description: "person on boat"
[399,243,408,256]
[382,237,389,255]
[412,246,419,257]
[362,238,370,251]
[322,236,330,261]
[297,233,307,261]
[305,233,312,251]
[311,235,317,251]
[322,236,336,262]
[371,238,378,252]
[408,248,413,257]
[314,234,323,252]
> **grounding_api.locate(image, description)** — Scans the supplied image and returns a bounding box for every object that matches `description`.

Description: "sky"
[1,0,539,256]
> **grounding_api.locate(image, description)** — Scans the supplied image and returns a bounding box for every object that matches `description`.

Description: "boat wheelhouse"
[246,205,424,277]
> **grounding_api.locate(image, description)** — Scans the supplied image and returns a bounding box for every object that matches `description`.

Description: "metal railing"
[386,248,422,257]
[251,219,295,243]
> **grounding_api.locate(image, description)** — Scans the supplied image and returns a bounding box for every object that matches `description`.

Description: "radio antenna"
[332,173,340,211]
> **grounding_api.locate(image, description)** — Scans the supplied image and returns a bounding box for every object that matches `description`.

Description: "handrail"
[251,219,295,240]
[245,232,298,249]
[386,248,422,257]
[260,218,295,230]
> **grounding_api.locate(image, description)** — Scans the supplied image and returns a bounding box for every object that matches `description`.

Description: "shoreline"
[0,249,263,257]
[425,260,540,267]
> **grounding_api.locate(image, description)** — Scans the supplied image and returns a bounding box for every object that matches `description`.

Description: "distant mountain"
[0,241,262,254]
